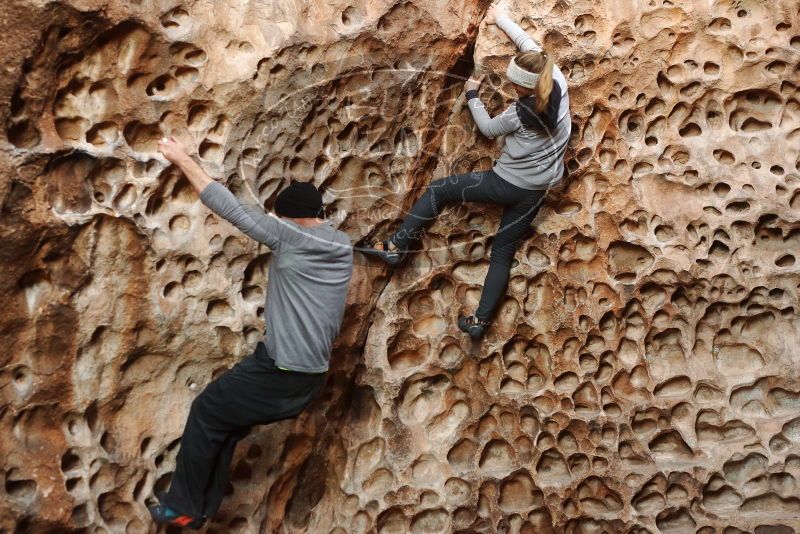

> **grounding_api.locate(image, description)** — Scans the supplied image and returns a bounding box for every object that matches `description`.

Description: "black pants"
[163,343,326,519]
[391,170,547,321]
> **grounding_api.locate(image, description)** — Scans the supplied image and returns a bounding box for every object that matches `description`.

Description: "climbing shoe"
[458,314,490,340]
[148,501,205,530]
[360,239,407,267]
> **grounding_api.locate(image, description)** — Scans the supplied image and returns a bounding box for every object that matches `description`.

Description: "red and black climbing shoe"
[458,314,490,340]
[148,502,205,530]
[360,239,407,267]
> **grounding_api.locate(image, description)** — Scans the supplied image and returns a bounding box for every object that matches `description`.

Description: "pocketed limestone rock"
[1,0,800,532]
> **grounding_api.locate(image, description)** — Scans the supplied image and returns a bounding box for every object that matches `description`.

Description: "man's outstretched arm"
[158,136,281,249]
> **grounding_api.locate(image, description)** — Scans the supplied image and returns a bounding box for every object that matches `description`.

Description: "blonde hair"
[515,50,554,114]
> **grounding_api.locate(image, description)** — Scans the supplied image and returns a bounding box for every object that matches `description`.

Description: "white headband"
[506,57,540,88]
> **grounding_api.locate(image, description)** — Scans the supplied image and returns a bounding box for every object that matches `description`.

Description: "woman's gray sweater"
[467,15,571,190]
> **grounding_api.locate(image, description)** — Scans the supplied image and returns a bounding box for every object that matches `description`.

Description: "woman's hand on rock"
[486,1,508,25]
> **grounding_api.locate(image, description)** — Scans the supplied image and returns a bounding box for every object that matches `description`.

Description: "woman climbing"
[362,2,572,339]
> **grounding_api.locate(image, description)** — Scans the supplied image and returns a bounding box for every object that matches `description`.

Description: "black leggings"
[391,170,547,322]
[163,343,325,519]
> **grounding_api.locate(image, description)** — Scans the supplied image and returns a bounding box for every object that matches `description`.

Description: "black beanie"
[274,182,323,218]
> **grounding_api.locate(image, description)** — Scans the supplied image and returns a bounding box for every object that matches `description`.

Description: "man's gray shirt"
[200,181,353,373]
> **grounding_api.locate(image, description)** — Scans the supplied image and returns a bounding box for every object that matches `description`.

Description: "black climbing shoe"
[148,499,205,530]
[458,315,490,340]
[360,239,407,266]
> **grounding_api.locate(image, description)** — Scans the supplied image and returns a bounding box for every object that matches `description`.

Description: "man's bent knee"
[188,390,215,421]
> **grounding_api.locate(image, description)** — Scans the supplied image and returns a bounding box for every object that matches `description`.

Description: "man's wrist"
[465,89,480,101]
[174,152,195,169]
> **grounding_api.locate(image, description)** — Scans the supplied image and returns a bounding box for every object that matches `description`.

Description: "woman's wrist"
[495,12,512,24]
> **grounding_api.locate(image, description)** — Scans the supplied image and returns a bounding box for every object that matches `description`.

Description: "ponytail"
[514,49,554,113]
[535,53,554,114]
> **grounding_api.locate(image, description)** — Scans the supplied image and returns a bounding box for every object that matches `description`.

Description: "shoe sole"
[148,504,205,530]
[468,329,484,341]
[457,317,486,340]
[359,247,405,266]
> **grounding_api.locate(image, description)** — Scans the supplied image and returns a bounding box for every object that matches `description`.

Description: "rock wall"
[1,0,800,532]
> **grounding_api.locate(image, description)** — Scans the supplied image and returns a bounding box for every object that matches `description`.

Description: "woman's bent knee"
[489,243,519,265]
[427,178,448,194]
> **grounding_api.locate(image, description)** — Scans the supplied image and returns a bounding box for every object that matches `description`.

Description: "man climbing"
[148,136,353,529]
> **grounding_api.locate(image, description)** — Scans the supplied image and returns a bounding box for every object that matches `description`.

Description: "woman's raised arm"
[486,3,542,53]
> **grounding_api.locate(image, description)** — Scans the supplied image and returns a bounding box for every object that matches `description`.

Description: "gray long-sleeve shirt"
[467,15,571,190]
[200,182,353,373]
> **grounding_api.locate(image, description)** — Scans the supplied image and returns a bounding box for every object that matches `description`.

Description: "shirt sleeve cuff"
[495,14,515,32]
[465,89,480,101]
[199,181,221,203]
[199,181,228,213]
